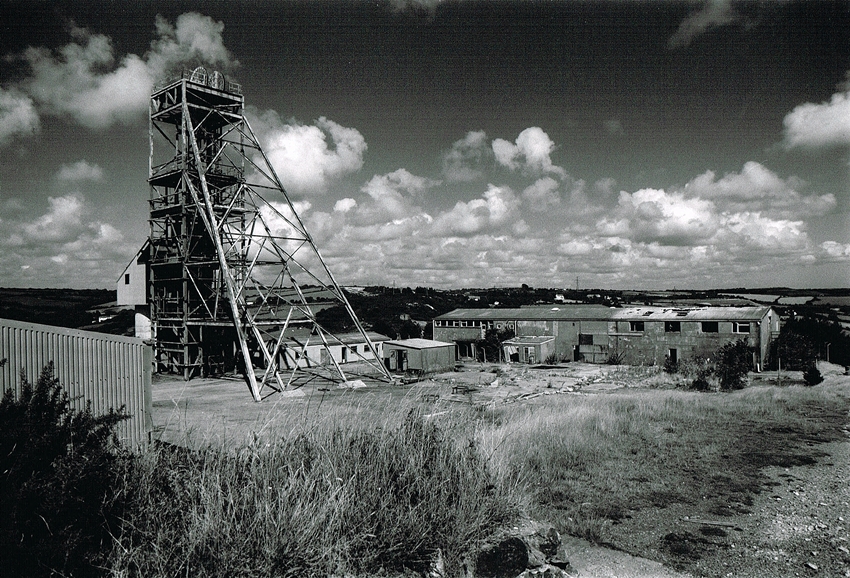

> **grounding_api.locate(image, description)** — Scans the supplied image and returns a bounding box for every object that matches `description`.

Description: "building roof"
[115,239,151,284]
[384,338,455,350]
[436,304,771,322]
[611,306,771,321]
[436,305,613,321]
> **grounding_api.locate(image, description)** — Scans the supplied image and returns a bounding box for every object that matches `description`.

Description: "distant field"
[0,287,114,328]
[720,293,779,302]
[775,295,814,305]
[813,296,850,307]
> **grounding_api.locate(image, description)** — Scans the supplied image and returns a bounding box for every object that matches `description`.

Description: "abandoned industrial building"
[433,305,779,368]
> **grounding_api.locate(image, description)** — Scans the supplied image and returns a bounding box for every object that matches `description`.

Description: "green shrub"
[476,327,515,362]
[677,356,716,391]
[605,351,625,365]
[0,362,129,578]
[803,364,824,386]
[716,339,753,390]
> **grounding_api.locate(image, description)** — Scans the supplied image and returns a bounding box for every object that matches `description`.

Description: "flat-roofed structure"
[382,338,456,374]
[434,305,779,367]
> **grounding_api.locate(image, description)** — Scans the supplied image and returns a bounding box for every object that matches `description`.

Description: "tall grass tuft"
[111,409,523,577]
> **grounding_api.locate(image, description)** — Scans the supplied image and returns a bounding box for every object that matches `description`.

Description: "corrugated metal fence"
[0,318,152,449]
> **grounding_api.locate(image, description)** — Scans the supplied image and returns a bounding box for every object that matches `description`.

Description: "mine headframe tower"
[147,67,391,401]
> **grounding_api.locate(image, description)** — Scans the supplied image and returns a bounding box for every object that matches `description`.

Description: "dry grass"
[475,381,850,543]
[110,367,850,576]
[110,407,523,577]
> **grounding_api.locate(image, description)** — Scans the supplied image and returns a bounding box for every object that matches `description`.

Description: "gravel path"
[564,389,850,578]
[688,434,850,577]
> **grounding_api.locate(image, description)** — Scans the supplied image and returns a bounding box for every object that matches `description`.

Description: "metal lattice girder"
[148,68,392,400]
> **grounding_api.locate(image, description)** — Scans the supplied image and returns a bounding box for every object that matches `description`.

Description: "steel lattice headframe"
[148,68,392,400]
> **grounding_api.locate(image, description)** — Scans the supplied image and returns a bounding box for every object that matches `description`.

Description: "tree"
[476,327,515,362]
[769,326,817,371]
[716,339,753,390]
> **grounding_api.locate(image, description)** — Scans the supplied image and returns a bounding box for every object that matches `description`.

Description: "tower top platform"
[154,67,242,95]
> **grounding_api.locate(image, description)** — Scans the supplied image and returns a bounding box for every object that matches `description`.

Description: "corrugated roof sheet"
[611,306,770,321]
[436,305,770,322]
[436,305,613,321]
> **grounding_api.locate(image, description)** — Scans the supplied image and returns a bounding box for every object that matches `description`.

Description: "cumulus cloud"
[603,119,624,135]
[683,161,835,218]
[821,241,850,261]
[442,130,488,182]
[15,13,235,129]
[492,127,566,177]
[597,188,720,246]
[0,192,137,287]
[57,160,104,183]
[19,194,86,243]
[358,168,438,222]
[719,212,808,255]
[252,112,367,195]
[334,198,357,213]
[669,0,737,49]
[388,0,442,10]
[0,87,39,145]
[783,90,850,149]
[432,184,520,236]
[522,177,561,211]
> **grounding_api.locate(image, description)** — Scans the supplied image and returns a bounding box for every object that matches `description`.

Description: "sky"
[1,0,850,291]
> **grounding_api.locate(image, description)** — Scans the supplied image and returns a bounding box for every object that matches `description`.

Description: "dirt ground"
[150,362,848,578]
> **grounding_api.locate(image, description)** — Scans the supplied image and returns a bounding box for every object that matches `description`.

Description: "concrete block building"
[433,305,779,368]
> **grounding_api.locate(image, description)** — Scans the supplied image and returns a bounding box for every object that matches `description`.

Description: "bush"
[676,356,716,391]
[663,356,679,374]
[0,363,128,578]
[768,328,817,371]
[716,339,752,390]
[803,364,824,386]
[476,327,515,362]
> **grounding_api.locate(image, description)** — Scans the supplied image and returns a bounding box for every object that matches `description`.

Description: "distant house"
[116,241,151,339]
[382,338,456,374]
[433,305,779,368]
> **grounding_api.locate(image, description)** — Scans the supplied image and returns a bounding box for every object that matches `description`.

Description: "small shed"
[383,338,456,374]
[502,335,555,364]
